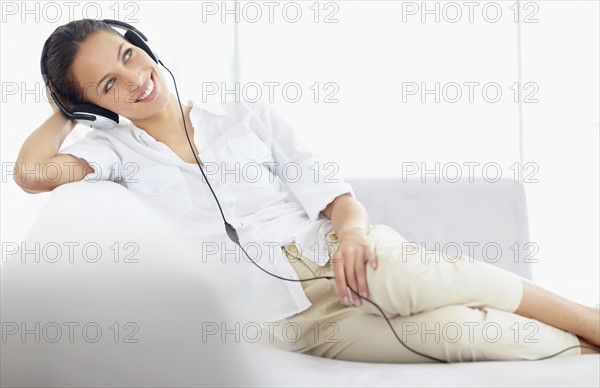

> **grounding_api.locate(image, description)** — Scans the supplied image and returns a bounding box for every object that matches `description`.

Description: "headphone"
[40,19,160,130]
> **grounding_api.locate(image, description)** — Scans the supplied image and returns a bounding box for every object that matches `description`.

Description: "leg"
[279,302,585,362]
[328,224,599,352]
[515,281,600,348]
[336,224,526,317]
[276,243,587,362]
[578,337,600,354]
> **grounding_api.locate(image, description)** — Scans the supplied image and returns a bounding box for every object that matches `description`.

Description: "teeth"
[136,77,154,102]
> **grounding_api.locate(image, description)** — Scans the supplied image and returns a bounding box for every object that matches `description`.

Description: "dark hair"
[43,19,120,103]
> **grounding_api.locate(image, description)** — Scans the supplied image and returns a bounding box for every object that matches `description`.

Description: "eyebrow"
[97,42,125,89]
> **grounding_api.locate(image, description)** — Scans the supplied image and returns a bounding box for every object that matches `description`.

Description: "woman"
[15,19,600,363]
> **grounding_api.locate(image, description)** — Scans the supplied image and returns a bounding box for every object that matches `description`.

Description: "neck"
[132,94,192,142]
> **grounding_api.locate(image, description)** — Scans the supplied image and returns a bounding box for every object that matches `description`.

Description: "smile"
[135,73,157,103]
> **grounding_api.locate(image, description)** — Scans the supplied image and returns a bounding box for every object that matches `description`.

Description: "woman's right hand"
[45,84,72,115]
[45,84,60,114]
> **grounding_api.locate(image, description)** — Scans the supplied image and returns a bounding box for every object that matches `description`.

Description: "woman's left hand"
[330,228,377,307]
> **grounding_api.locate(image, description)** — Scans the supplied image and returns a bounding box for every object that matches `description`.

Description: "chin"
[128,101,169,120]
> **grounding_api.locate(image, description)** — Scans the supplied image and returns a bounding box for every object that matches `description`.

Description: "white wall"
[1,1,598,305]
[521,1,599,305]
[237,1,520,176]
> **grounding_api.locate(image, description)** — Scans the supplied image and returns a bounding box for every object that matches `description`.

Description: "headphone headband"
[102,19,148,40]
[40,19,159,130]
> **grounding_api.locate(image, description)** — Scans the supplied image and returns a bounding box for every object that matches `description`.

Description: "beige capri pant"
[265,224,581,363]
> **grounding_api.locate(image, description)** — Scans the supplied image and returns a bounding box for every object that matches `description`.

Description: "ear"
[70,103,119,129]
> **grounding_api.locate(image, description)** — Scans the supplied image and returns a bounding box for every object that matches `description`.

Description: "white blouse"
[58,99,355,324]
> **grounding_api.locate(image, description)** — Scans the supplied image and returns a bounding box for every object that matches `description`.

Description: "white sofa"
[2,178,598,387]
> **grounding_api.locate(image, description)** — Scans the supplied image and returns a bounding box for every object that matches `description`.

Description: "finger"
[343,250,360,306]
[355,250,369,301]
[366,247,378,270]
[45,87,58,110]
[331,253,350,306]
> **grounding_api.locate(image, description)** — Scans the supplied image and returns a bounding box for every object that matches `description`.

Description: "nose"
[122,69,145,95]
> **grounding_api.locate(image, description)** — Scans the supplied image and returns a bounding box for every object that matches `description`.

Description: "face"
[70,30,169,120]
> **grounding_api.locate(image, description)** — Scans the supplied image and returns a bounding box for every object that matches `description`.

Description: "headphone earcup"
[71,103,120,130]
[125,30,159,63]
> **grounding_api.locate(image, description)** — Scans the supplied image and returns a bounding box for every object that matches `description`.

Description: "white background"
[1,1,598,305]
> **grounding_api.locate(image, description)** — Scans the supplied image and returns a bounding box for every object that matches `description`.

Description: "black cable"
[159,60,228,224]
[159,61,599,363]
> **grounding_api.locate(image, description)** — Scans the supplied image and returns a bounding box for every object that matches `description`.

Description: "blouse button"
[284,242,300,259]
[325,231,338,243]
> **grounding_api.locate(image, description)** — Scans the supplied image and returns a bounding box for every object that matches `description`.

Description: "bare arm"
[320,193,370,236]
[320,194,377,307]
[14,94,94,193]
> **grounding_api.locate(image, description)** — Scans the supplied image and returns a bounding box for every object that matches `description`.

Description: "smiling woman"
[70,29,164,117]
[12,18,600,368]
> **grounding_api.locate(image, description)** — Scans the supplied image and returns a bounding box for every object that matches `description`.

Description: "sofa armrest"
[1,180,259,386]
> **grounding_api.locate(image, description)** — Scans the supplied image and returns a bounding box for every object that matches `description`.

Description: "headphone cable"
[159,60,598,363]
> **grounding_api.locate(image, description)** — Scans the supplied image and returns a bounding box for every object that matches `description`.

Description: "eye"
[104,79,114,93]
[104,48,134,93]
[123,47,133,62]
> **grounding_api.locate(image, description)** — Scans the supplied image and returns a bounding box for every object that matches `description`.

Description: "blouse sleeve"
[245,101,355,222]
[57,130,122,182]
